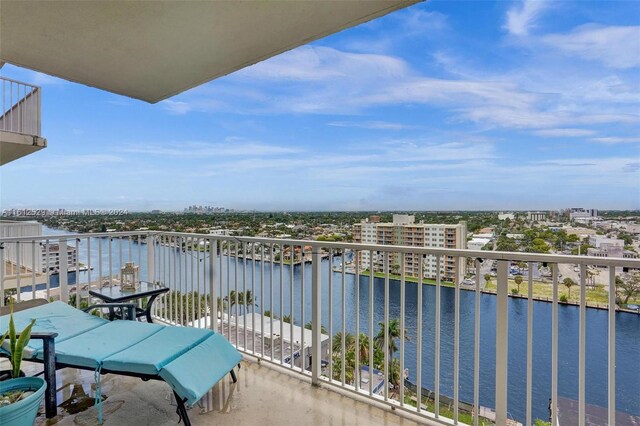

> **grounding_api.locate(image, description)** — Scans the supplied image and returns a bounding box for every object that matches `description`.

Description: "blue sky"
[1,0,639,211]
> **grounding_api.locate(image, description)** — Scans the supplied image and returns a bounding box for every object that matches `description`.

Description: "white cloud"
[164,28,639,132]
[534,128,596,137]
[237,46,409,82]
[543,24,640,69]
[504,0,550,36]
[327,121,416,130]
[120,140,301,158]
[161,100,192,115]
[208,140,496,180]
[379,140,496,162]
[590,137,640,144]
[7,154,124,171]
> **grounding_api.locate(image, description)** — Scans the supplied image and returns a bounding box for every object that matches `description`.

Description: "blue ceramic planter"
[0,377,47,426]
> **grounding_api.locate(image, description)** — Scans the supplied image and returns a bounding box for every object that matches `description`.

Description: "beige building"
[353,215,467,283]
[0,220,43,273]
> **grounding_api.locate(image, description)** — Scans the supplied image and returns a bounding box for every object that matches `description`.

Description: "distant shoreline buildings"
[184,205,230,214]
[353,214,467,283]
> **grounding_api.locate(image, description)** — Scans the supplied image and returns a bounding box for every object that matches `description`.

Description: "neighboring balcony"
[0,76,46,165]
[1,231,639,426]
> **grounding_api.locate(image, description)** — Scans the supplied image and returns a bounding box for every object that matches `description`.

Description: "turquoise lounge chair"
[0,301,242,425]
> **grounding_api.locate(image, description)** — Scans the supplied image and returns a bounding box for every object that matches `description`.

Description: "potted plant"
[0,301,47,426]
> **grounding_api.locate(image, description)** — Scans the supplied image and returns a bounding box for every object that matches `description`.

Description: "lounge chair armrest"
[84,303,137,320]
[28,332,59,341]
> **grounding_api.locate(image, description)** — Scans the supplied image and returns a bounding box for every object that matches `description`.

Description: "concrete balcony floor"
[10,359,420,426]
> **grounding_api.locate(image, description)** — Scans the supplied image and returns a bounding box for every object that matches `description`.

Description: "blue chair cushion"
[53,321,163,368]
[0,301,108,358]
[158,333,243,407]
[102,326,212,375]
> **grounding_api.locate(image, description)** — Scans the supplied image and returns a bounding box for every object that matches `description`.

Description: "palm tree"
[484,274,492,286]
[391,264,400,276]
[216,297,225,318]
[514,275,523,294]
[237,290,255,315]
[332,332,355,354]
[224,290,237,309]
[331,349,356,384]
[304,321,327,334]
[357,333,370,365]
[374,318,409,359]
[388,358,402,397]
[563,277,576,298]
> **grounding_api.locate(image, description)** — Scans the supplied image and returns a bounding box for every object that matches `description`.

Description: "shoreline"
[334,268,640,315]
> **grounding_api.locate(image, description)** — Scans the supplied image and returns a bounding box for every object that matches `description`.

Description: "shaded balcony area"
[3,358,420,426]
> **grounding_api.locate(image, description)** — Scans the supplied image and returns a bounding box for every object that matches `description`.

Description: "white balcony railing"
[1,76,42,137]
[1,230,639,426]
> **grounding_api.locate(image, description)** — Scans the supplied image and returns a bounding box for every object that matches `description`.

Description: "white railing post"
[0,77,41,136]
[59,240,68,302]
[579,264,587,426]
[36,87,41,136]
[147,234,155,284]
[495,259,509,425]
[209,237,218,332]
[0,243,5,307]
[608,266,616,426]
[552,264,559,426]
[311,247,322,386]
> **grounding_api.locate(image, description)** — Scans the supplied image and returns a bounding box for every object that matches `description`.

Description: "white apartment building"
[589,235,624,249]
[468,237,492,251]
[569,208,598,221]
[498,212,515,220]
[0,220,43,273]
[353,215,467,282]
[587,245,637,259]
[209,229,233,236]
[41,243,78,272]
[527,211,547,221]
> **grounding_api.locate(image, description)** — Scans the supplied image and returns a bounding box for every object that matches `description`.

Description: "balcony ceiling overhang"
[0,1,419,103]
[0,131,46,166]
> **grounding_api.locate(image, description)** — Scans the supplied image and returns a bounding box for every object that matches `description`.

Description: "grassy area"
[403,393,493,425]
[484,279,639,306]
[356,270,456,288]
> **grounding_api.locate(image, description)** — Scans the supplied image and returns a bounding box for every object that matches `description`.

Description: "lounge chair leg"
[174,392,191,426]
[230,368,238,383]
[42,336,58,418]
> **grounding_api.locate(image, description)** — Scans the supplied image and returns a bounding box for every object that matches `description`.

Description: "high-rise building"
[353,215,467,283]
[568,208,598,221]
[527,211,547,221]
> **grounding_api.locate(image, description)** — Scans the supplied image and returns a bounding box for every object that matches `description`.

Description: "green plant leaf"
[9,300,16,361]
[12,318,36,378]
[0,328,8,349]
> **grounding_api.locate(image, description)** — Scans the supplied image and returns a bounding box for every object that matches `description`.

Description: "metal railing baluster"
[417,254,423,413]
[608,266,616,426]
[435,255,441,417]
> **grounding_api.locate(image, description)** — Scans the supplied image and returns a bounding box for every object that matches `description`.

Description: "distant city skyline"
[1,0,638,211]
